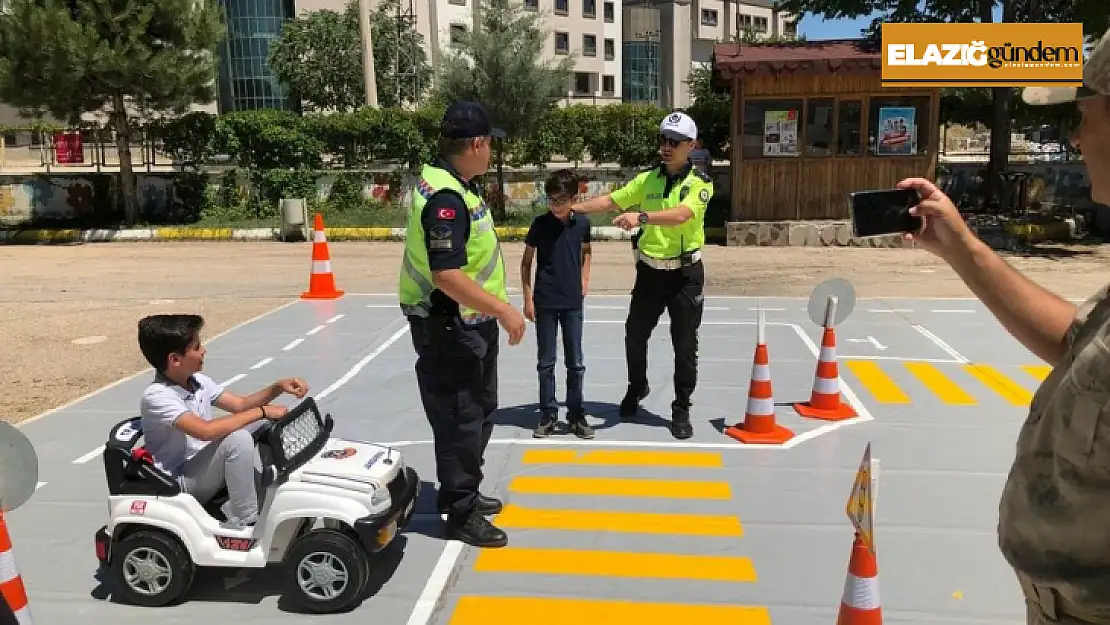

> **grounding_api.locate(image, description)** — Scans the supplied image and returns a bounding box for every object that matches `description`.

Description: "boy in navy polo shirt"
[521,169,594,439]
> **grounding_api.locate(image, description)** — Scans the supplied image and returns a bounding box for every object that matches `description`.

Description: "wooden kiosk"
[712,38,941,223]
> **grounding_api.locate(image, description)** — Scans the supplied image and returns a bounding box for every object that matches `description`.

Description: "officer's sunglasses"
[657,134,689,148]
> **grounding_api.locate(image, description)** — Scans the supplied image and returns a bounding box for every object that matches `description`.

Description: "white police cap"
[659,111,697,141]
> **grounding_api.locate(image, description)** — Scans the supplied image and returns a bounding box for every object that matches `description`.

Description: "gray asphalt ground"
[5,293,1041,624]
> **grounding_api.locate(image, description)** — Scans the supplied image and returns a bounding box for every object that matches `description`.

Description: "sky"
[797,4,1005,40]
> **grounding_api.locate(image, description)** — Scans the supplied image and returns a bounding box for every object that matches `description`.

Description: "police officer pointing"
[571,111,713,439]
[398,101,526,548]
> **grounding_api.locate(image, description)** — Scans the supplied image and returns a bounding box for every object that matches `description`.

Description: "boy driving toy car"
[137,313,309,528]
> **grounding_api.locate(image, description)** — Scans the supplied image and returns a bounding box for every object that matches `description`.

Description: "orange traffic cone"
[0,512,32,625]
[836,532,882,625]
[301,213,344,300]
[725,311,794,444]
[794,321,857,421]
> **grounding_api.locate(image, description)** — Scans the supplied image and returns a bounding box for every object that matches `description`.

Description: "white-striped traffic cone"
[794,317,857,421]
[725,310,794,444]
[301,213,345,300]
[836,532,882,625]
[0,511,32,625]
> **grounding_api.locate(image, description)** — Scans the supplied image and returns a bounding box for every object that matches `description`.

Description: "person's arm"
[521,220,538,304]
[581,226,592,295]
[573,171,648,215]
[145,388,265,443]
[949,239,1076,365]
[423,191,515,319]
[214,381,283,414]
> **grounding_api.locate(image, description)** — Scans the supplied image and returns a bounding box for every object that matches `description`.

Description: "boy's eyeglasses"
[547,194,574,204]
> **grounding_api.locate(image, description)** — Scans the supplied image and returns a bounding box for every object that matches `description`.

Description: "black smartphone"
[848,188,923,238]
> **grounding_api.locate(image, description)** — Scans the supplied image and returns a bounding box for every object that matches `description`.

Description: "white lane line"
[931,309,976,314]
[306,324,326,336]
[222,373,247,386]
[326,314,345,323]
[36,481,47,490]
[913,324,970,363]
[316,325,410,400]
[405,541,465,625]
[867,308,914,313]
[748,307,785,312]
[282,338,304,351]
[73,446,104,464]
[19,298,302,430]
[250,357,273,370]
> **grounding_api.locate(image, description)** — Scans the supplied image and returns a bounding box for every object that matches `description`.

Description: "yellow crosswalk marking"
[521,449,723,468]
[473,547,758,581]
[904,362,977,405]
[494,504,743,536]
[845,360,911,403]
[1022,364,1053,382]
[962,364,1034,406]
[449,596,773,625]
[509,476,732,499]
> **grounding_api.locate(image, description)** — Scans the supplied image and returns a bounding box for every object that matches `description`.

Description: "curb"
[0,226,728,244]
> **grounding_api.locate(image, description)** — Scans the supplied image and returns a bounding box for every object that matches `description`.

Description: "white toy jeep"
[93,396,420,614]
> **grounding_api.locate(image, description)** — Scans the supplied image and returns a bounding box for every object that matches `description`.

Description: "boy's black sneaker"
[567,414,595,439]
[670,409,693,440]
[532,412,559,438]
[445,513,508,548]
[619,384,650,419]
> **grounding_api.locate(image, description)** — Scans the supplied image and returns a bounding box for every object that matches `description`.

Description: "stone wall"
[725,220,909,248]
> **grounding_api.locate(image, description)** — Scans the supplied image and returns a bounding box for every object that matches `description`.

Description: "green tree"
[268,0,431,111]
[430,0,574,139]
[771,0,1108,201]
[0,0,225,223]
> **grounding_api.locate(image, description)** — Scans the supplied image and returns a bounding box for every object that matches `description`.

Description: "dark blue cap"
[440,101,506,140]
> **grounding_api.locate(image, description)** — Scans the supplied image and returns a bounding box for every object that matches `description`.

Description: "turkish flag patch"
[437,208,456,220]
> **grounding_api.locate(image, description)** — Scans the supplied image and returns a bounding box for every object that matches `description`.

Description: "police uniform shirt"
[610,161,713,259]
[421,157,478,272]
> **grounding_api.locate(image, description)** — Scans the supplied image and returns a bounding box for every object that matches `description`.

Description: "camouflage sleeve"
[1067,284,1110,347]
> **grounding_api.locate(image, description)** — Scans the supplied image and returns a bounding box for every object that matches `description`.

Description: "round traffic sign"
[807,278,856,327]
[0,421,39,513]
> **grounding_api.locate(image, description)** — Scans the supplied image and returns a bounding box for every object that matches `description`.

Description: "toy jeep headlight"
[370,486,391,507]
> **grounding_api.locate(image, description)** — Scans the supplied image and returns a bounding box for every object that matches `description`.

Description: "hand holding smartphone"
[848,188,924,238]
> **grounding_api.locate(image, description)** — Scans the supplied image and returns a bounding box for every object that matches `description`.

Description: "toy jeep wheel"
[109,529,195,607]
[285,529,371,613]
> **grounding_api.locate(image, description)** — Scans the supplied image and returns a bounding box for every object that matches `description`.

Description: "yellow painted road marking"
[495,504,743,536]
[963,364,1034,406]
[521,449,723,468]
[845,360,911,403]
[904,362,977,405]
[509,476,732,499]
[473,547,757,581]
[449,596,772,625]
[1022,364,1053,382]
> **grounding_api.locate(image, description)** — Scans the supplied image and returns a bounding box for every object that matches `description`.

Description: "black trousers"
[409,315,498,522]
[625,259,705,413]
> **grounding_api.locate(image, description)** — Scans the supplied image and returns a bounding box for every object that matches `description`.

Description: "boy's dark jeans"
[535,307,585,419]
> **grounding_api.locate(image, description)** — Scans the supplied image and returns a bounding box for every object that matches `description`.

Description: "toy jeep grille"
[280,408,321,459]
[266,397,333,475]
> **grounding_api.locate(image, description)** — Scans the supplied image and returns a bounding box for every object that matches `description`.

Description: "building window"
[523,0,538,9]
[583,34,596,56]
[742,99,803,158]
[738,13,752,33]
[604,38,615,60]
[218,0,297,112]
[583,0,595,17]
[838,100,862,156]
[555,31,569,54]
[448,0,465,5]
[449,24,466,46]
[603,1,614,22]
[701,8,717,26]
[602,74,614,96]
[574,72,591,95]
[803,98,834,156]
[622,40,660,104]
[754,16,768,32]
[554,0,567,15]
[783,20,797,37]
[868,95,931,155]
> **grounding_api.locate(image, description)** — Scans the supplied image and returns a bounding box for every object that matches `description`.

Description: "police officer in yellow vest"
[398,101,526,549]
[571,111,712,440]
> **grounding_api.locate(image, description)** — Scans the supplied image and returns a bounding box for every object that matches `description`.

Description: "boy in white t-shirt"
[138,313,308,527]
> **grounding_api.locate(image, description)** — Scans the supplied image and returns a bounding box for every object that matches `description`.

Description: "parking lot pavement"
[5,294,1036,624]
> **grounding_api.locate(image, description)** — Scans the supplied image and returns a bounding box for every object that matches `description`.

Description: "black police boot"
[439,493,502,516]
[619,384,650,419]
[670,408,693,440]
[446,512,508,548]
